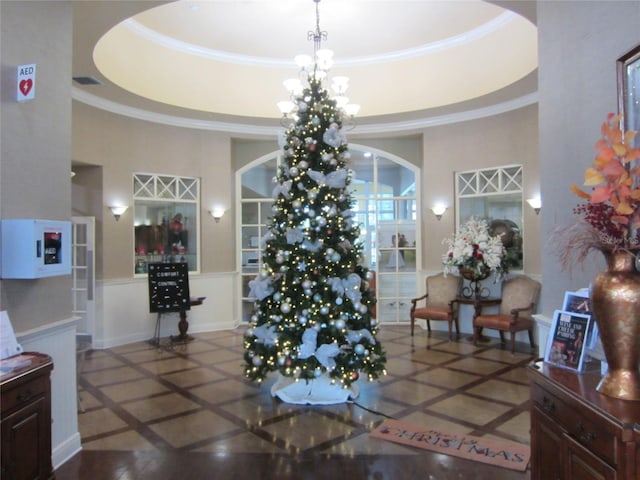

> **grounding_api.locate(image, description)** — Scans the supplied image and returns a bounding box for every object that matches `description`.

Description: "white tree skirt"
[270,373,359,405]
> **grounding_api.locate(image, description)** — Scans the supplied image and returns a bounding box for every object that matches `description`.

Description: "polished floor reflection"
[56,326,535,479]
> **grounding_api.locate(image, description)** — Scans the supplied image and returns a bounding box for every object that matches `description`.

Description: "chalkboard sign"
[148,262,190,313]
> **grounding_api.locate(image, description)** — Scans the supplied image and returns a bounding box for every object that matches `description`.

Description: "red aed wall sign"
[17,64,36,102]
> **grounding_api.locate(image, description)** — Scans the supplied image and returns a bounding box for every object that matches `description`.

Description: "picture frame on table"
[562,289,591,315]
[545,309,592,372]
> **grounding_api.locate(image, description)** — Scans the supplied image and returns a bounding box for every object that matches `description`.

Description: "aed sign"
[17,64,36,102]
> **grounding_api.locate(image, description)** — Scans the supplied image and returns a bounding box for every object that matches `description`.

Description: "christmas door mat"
[370,419,530,472]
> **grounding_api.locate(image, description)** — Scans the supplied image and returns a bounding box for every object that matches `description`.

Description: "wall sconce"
[527,197,542,215]
[209,208,225,223]
[431,204,447,221]
[108,206,128,221]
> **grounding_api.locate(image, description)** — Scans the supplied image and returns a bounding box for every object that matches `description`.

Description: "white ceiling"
[72,0,538,135]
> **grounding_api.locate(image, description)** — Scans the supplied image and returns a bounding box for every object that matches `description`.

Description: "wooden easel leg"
[150,313,162,348]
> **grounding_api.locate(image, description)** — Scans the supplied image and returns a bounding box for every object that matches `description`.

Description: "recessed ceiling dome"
[91,0,537,121]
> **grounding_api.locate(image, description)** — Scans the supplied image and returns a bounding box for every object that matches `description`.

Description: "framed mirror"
[455,165,523,271]
[133,173,200,275]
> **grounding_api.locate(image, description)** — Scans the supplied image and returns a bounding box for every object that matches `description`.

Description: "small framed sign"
[562,289,591,315]
[545,309,592,372]
[17,64,36,102]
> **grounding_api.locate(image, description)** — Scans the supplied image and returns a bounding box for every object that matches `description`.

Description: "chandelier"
[277,0,360,125]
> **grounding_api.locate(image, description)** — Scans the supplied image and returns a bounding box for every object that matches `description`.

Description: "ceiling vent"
[72,76,101,86]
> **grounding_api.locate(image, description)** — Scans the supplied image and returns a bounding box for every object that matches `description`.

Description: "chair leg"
[499,331,505,345]
[454,316,460,338]
[473,327,479,346]
[410,315,415,336]
[426,319,432,336]
[510,332,516,354]
[527,328,536,350]
[447,321,453,341]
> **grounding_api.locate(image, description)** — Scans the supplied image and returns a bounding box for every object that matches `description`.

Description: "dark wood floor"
[56,449,530,479]
[55,327,535,479]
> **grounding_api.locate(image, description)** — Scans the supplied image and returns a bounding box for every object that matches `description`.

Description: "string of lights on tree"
[243,0,386,388]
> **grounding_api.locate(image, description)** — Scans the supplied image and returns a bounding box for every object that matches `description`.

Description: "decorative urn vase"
[590,249,640,401]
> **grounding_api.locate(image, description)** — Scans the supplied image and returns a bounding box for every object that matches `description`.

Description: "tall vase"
[590,249,640,401]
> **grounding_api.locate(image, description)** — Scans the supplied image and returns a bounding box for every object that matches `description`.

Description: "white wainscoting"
[96,271,238,349]
[533,314,552,358]
[16,317,82,470]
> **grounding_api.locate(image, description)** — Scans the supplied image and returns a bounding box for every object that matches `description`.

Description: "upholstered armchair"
[473,275,541,353]
[410,273,462,340]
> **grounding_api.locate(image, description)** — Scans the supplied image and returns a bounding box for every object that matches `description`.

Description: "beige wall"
[421,105,540,273]
[538,1,640,317]
[233,108,538,276]
[72,103,235,278]
[0,1,72,331]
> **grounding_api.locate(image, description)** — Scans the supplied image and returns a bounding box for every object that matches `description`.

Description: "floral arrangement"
[562,113,640,265]
[442,216,507,278]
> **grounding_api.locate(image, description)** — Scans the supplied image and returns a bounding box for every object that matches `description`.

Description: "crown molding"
[123,11,517,68]
[72,87,538,137]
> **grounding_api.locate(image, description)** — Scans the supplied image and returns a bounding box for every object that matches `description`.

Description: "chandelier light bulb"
[312,70,328,82]
[283,78,303,95]
[315,48,334,70]
[343,104,360,116]
[331,76,349,95]
[334,95,349,108]
[295,54,313,70]
[277,100,295,115]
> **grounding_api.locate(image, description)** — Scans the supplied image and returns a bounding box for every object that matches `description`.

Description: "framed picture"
[545,309,592,372]
[562,289,591,315]
[617,44,640,147]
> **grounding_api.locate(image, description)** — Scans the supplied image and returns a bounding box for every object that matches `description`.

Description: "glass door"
[237,155,280,323]
[71,216,95,342]
[351,152,419,324]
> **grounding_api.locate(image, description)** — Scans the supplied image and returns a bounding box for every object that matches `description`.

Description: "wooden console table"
[1,352,54,480]
[529,360,640,479]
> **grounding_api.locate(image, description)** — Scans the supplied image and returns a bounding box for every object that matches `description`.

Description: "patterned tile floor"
[58,326,536,479]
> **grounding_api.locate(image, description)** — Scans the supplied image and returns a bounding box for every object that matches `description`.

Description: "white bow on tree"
[272,179,292,198]
[286,227,305,244]
[298,328,341,369]
[248,276,274,300]
[251,323,278,346]
[327,273,362,304]
[307,169,347,188]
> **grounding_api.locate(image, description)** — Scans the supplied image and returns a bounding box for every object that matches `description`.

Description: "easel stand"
[149,297,205,349]
[147,262,192,349]
[149,312,190,349]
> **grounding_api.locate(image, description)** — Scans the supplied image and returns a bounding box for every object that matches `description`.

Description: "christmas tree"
[242,68,386,391]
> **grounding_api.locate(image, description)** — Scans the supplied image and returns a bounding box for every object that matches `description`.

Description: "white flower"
[442,216,506,277]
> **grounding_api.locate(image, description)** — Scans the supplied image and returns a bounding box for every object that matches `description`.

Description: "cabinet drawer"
[531,382,619,467]
[1,374,48,413]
